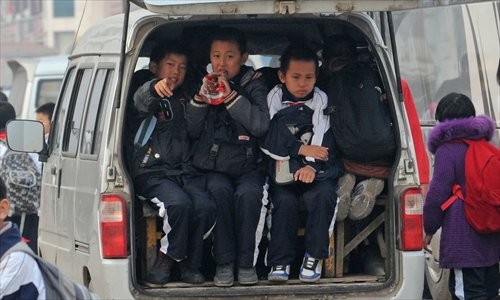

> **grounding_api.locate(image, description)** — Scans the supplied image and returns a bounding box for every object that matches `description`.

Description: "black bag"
[191,106,258,177]
[324,63,395,164]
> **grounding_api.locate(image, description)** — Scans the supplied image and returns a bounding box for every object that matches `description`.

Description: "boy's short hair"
[211,27,248,54]
[435,92,476,122]
[0,101,16,131]
[36,102,56,120]
[279,44,319,74]
[149,41,188,64]
[0,176,6,200]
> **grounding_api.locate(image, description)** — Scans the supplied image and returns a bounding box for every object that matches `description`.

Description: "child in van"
[132,42,216,285]
[186,27,270,287]
[260,44,342,282]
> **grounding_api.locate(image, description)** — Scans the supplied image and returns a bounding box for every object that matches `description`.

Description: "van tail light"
[401,188,423,251]
[99,194,128,258]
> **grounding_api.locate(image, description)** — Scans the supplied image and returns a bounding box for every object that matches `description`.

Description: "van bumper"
[92,258,135,299]
[393,251,425,299]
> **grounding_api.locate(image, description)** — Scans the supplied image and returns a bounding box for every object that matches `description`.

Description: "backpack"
[440,139,500,233]
[324,63,396,164]
[191,106,259,177]
[0,139,41,215]
[1,241,100,299]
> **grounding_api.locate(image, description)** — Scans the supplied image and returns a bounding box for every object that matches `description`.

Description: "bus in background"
[7,55,68,119]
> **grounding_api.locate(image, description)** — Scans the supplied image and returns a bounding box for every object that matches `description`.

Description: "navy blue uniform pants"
[136,174,216,269]
[207,169,268,268]
[267,178,337,266]
[449,263,500,300]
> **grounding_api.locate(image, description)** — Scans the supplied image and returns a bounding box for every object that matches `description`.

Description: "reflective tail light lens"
[99,194,128,258]
[401,188,423,251]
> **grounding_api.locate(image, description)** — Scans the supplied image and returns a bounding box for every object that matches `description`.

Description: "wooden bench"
[139,195,387,279]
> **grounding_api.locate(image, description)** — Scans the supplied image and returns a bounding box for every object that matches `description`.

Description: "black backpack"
[324,63,395,164]
[191,106,258,177]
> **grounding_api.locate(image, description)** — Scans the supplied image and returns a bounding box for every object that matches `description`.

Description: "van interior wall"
[126,19,392,286]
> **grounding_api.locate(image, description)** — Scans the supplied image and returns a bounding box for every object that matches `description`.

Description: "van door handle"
[51,166,57,175]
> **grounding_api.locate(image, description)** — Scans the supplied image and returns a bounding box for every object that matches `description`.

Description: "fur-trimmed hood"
[428,115,495,154]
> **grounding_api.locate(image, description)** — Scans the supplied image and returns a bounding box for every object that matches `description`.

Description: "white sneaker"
[336,173,356,221]
[299,253,322,283]
[349,178,384,221]
[268,265,290,282]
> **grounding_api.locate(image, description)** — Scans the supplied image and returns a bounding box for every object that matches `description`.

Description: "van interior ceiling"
[127,17,395,296]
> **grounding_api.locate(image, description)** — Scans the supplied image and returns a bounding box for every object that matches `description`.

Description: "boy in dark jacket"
[186,28,270,287]
[261,45,342,283]
[133,43,216,285]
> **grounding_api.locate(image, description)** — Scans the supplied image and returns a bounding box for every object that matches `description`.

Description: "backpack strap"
[441,184,464,211]
[133,115,157,149]
[1,241,34,261]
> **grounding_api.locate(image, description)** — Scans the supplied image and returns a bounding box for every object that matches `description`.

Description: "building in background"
[0,0,125,90]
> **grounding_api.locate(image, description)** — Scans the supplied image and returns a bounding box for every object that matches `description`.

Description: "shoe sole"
[144,281,168,288]
[349,179,384,221]
[299,275,321,283]
[214,280,234,287]
[239,279,258,285]
[336,174,356,221]
[268,275,288,282]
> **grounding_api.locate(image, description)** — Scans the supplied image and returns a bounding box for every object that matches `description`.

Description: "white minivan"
[7,1,485,299]
[7,55,67,119]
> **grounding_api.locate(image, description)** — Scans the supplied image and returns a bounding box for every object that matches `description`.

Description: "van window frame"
[49,66,77,155]
[62,65,94,158]
[79,65,116,160]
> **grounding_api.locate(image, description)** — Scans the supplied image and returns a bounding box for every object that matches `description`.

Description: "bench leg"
[323,231,336,277]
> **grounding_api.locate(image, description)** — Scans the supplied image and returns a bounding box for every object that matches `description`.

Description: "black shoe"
[238,267,258,285]
[214,263,234,287]
[180,261,205,284]
[146,251,175,286]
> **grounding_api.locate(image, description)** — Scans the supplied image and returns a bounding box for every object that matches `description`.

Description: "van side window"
[51,67,76,152]
[62,68,93,156]
[80,69,114,156]
[36,79,63,108]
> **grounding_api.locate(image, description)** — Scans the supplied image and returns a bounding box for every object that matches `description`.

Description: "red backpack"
[441,139,500,233]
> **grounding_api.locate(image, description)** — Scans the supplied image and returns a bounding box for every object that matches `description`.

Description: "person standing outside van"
[0,176,46,299]
[186,28,270,287]
[35,102,55,143]
[261,45,342,283]
[132,42,216,285]
[423,93,500,299]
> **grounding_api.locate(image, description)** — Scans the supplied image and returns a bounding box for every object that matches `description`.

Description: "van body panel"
[133,0,488,14]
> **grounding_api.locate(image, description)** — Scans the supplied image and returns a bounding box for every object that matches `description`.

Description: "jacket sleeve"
[224,76,270,138]
[133,78,161,115]
[423,145,455,234]
[186,97,209,139]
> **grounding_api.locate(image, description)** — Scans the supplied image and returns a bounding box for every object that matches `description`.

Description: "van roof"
[8,55,68,78]
[71,10,153,57]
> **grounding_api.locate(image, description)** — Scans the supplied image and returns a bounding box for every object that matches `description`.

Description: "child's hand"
[154,78,174,98]
[294,166,316,183]
[217,74,232,97]
[299,145,329,161]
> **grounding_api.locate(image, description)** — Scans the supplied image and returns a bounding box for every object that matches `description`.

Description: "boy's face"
[152,53,188,91]
[36,112,51,135]
[210,40,248,80]
[279,59,317,98]
[0,198,9,230]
